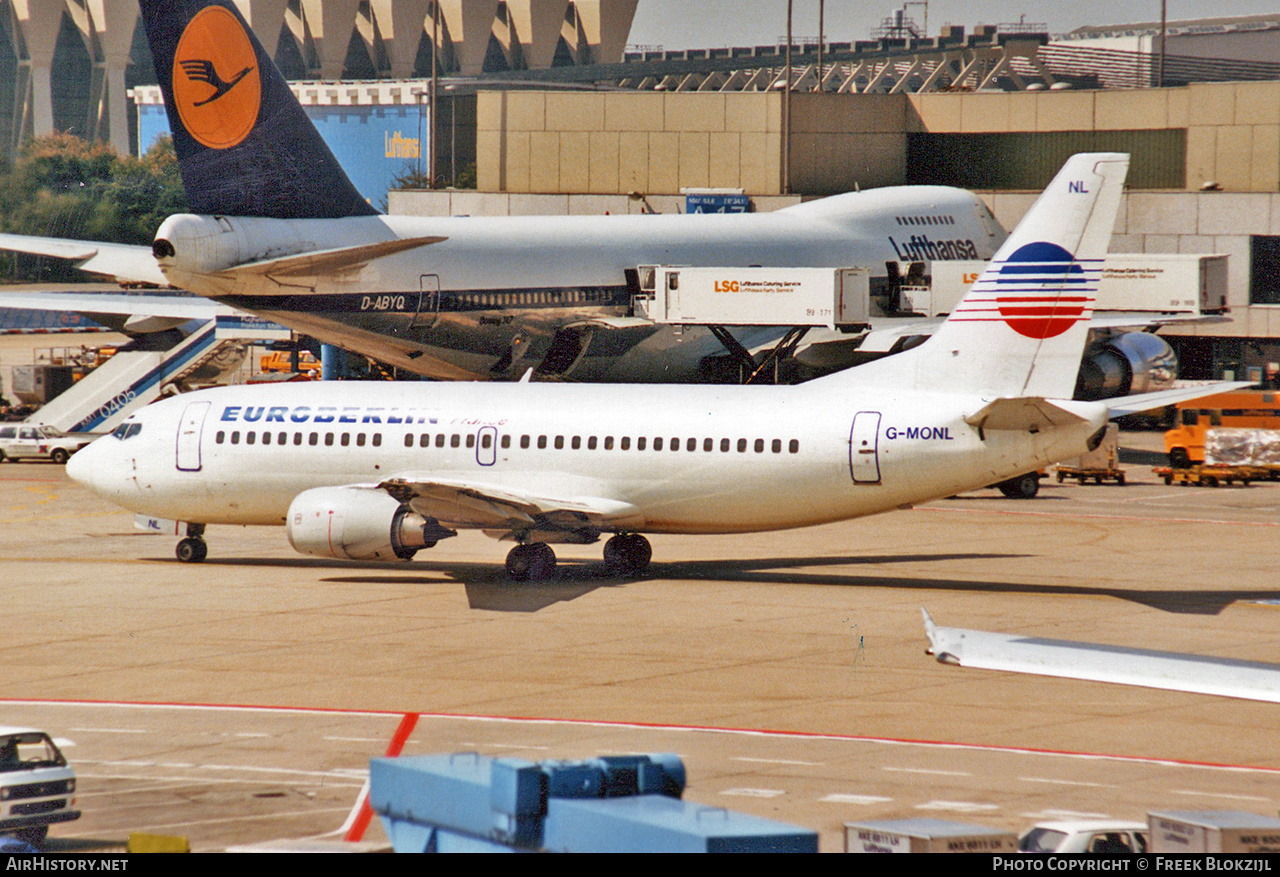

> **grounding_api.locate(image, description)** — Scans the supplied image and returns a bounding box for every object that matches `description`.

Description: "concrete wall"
[477,91,785,194]
[478,81,1280,197]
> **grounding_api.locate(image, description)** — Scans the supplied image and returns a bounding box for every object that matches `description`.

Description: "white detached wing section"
[922,609,1280,704]
[379,476,643,540]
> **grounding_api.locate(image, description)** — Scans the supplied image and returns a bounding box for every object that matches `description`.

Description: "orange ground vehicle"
[259,350,320,374]
[1164,390,1280,467]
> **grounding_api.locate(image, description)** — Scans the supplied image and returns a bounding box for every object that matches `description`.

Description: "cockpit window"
[112,423,143,440]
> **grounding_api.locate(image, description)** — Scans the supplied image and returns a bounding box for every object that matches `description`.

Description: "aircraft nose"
[65,443,92,487]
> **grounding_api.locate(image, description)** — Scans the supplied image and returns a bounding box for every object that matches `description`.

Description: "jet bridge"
[634,265,872,384]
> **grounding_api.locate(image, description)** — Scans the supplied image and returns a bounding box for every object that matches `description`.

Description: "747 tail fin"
[138,0,377,220]
[842,153,1129,400]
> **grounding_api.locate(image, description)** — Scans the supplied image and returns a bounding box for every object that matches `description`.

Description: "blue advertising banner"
[138,101,427,208]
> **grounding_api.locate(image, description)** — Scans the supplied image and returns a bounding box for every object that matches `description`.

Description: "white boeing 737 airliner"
[68,153,1135,580]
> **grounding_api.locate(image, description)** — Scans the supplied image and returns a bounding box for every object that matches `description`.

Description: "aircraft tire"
[176,537,207,563]
[506,543,556,582]
[604,534,652,575]
[998,474,1040,499]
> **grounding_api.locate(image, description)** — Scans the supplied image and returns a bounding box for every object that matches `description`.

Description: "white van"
[0,728,80,846]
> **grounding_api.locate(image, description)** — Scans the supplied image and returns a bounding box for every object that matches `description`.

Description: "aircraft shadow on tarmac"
[158,552,1272,615]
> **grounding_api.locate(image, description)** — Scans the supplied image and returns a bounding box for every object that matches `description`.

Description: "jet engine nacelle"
[286,486,456,562]
[1075,332,1177,400]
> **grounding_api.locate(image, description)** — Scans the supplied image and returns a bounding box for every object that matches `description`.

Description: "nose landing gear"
[175,523,207,563]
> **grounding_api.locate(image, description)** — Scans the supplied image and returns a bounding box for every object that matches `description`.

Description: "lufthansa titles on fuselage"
[889,234,981,262]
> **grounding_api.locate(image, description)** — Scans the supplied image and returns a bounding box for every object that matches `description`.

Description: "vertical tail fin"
[138,0,377,219]
[845,153,1129,399]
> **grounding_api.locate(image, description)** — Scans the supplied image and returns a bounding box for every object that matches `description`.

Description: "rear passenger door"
[849,412,882,484]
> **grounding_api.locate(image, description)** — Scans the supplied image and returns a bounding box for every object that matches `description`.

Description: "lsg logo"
[714,280,740,292]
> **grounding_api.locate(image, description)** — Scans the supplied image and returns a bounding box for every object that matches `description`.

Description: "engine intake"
[286,487,456,562]
[1075,332,1177,401]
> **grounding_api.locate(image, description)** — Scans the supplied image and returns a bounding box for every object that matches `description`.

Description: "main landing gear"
[506,542,556,582]
[504,533,654,582]
[176,523,207,563]
[603,533,651,575]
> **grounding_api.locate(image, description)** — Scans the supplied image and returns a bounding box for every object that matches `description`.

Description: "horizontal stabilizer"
[923,608,1280,704]
[0,234,167,286]
[964,397,1086,432]
[220,236,447,278]
[1105,381,1255,417]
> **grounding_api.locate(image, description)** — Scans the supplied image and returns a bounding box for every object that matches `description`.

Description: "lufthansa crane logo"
[172,6,261,150]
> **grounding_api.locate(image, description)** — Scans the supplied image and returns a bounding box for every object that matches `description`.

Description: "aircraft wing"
[922,609,1280,704]
[0,233,166,286]
[378,476,643,538]
[0,289,235,334]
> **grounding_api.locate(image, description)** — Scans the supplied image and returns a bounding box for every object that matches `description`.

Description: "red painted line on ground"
[5,697,1280,779]
[343,712,418,842]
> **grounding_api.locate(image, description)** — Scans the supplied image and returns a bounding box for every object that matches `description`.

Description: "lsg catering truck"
[0,728,79,846]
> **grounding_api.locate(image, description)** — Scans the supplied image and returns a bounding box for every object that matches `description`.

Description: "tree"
[0,134,188,282]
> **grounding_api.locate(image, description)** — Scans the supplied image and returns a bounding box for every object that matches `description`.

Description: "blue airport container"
[542,794,818,853]
[370,752,817,853]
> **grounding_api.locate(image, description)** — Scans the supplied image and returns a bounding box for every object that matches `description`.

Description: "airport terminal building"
[6,2,1280,383]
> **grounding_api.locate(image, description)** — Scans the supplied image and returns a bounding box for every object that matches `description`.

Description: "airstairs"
[31,320,248,433]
